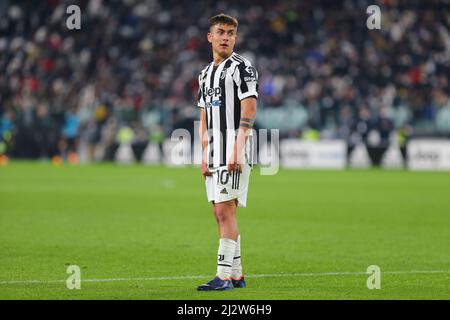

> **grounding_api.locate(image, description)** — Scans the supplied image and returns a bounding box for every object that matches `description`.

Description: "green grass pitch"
[0,161,449,299]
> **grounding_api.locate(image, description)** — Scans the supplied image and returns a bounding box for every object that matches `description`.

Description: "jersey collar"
[212,52,235,67]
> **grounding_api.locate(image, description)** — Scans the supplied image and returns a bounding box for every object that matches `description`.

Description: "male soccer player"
[196,13,258,291]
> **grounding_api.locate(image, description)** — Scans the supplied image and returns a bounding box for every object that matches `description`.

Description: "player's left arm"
[228,62,259,172]
[228,97,257,172]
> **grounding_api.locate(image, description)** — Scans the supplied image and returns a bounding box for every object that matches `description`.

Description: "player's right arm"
[199,108,212,178]
[198,72,212,179]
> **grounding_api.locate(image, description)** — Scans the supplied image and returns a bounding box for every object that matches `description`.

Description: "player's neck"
[213,51,233,66]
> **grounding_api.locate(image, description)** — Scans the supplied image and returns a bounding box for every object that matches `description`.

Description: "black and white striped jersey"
[197,52,258,169]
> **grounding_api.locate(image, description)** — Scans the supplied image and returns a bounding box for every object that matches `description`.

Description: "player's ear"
[207,32,212,43]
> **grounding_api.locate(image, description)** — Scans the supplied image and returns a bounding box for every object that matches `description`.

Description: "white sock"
[216,238,237,280]
[231,235,243,279]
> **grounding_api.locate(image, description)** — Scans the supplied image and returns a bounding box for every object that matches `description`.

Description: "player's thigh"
[214,198,237,219]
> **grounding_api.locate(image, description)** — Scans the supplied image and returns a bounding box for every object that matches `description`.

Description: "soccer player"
[196,13,258,291]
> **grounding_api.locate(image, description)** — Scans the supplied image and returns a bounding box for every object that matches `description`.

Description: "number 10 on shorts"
[216,169,240,190]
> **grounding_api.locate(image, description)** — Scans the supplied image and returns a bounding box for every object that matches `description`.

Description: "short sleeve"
[233,63,259,101]
[197,74,206,108]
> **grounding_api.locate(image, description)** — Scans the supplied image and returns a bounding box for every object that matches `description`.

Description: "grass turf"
[0,161,449,299]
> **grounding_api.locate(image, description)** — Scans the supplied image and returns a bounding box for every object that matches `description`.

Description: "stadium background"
[0,0,449,300]
[1,0,450,166]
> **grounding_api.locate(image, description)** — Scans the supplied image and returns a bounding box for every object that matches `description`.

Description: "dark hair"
[209,13,238,30]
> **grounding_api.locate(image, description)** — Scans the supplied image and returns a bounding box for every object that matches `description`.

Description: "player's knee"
[215,207,232,224]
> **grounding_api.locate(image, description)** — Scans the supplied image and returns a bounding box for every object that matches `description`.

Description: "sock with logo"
[216,238,237,280]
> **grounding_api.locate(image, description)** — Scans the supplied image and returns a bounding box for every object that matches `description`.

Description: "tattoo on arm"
[240,122,252,128]
[239,116,255,129]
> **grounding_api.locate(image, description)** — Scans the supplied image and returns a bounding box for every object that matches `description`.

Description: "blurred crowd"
[1,0,450,160]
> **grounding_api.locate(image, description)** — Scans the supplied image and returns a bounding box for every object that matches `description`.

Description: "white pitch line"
[0,270,448,285]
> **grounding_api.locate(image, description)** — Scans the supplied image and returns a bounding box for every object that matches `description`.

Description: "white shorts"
[205,164,252,208]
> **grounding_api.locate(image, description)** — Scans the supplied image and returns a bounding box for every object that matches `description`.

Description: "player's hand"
[201,160,212,179]
[227,152,242,173]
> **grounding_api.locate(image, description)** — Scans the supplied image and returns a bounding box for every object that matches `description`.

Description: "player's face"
[208,23,236,59]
